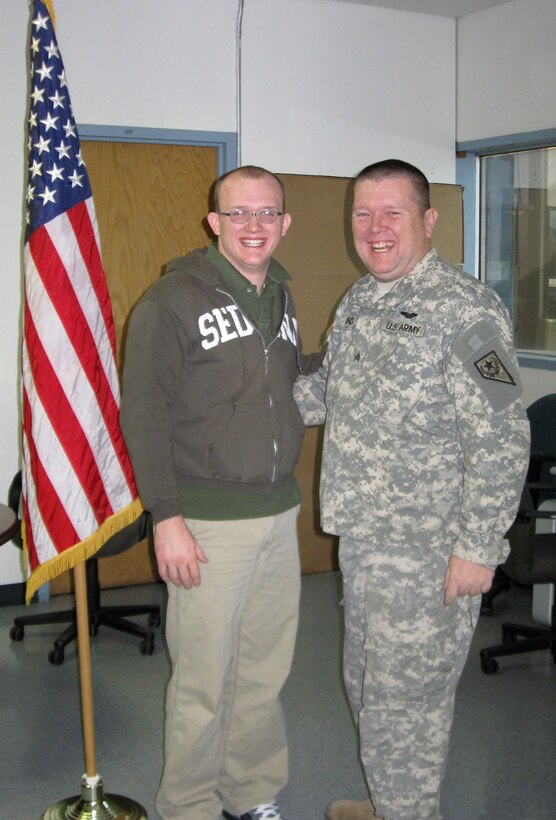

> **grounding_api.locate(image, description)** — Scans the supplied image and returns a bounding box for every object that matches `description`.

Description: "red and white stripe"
[22,197,137,575]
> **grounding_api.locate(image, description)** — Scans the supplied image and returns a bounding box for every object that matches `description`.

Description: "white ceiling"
[331,0,515,18]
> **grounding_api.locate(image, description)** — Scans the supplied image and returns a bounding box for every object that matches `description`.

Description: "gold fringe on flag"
[23,497,144,604]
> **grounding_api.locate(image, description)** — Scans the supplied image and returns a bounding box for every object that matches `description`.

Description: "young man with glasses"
[121,166,320,820]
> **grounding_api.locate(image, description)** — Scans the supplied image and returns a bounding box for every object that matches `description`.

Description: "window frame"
[456,129,556,371]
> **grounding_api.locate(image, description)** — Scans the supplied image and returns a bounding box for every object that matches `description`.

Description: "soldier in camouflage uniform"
[294,160,530,820]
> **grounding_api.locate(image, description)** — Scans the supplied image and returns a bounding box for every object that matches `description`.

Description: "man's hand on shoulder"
[443,554,494,606]
[153,516,208,589]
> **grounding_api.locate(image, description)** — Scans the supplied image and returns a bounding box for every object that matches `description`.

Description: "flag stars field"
[25,8,89,228]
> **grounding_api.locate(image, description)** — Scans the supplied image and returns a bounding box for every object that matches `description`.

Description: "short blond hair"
[213,165,285,211]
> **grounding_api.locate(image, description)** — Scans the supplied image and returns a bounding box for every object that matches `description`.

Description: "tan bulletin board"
[275,174,464,574]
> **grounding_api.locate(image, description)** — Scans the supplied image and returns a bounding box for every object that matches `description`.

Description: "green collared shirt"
[207,242,289,347]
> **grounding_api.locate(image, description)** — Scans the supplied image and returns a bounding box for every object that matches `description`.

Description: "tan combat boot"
[324,798,382,820]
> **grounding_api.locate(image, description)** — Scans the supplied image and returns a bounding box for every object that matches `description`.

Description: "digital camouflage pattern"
[339,538,481,819]
[294,249,530,819]
[294,249,530,568]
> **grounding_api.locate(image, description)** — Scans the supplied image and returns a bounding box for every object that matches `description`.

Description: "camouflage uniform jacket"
[294,249,530,567]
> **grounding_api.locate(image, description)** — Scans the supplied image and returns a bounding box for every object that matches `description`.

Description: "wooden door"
[50,141,217,594]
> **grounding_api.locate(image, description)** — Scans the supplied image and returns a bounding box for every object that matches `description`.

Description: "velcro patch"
[453,319,522,411]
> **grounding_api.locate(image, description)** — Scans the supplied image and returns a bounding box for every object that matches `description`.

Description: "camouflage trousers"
[339,536,481,820]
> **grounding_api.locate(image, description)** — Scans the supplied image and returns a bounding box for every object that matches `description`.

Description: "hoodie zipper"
[215,285,289,483]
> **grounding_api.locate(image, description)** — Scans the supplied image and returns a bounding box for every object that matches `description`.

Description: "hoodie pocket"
[208,403,273,482]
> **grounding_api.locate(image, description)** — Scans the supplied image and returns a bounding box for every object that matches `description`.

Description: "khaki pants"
[156,507,300,820]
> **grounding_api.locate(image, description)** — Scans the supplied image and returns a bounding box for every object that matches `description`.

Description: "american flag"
[22,0,142,602]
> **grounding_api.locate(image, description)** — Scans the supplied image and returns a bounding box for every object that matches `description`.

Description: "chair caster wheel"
[480,653,499,674]
[148,613,161,628]
[48,648,65,665]
[10,625,24,641]
[140,635,154,655]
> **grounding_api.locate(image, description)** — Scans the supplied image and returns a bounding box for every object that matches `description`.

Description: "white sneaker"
[250,805,283,820]
[223,801,284,819]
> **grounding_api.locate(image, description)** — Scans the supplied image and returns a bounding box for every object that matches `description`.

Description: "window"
[480,147,556,356]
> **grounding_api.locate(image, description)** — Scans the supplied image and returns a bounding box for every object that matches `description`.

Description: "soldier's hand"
[443,554,494,606]
[153,516,208,589]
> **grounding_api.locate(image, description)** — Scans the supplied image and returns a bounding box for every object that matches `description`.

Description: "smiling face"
[351,175,438,283]
[207,171,291,283]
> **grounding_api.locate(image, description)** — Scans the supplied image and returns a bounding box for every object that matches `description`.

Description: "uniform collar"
[352,248,438,307]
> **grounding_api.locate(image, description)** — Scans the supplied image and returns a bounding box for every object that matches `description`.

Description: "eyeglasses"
[218,208,283,225]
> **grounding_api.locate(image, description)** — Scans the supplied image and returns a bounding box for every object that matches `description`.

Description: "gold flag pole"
[43,0,56,28]
[75,561,97,777]
[41,561,147,819]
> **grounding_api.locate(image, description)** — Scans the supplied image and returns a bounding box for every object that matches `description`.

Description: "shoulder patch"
[474,351,516,385]
[453,319,522,411]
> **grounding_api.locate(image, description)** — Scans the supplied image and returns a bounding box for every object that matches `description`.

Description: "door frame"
[78,124,237,177]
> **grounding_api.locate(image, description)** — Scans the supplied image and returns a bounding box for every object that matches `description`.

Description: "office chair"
[480,392,556,617]
[8,471,161,665]
[480,484,556,674]
[526,392,556,506]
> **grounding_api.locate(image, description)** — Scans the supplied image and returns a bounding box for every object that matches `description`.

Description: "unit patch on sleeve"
[474,350,516,385]
[453,318,522,411]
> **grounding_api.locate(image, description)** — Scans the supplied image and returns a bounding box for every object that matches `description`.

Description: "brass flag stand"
[41,562,147,819]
